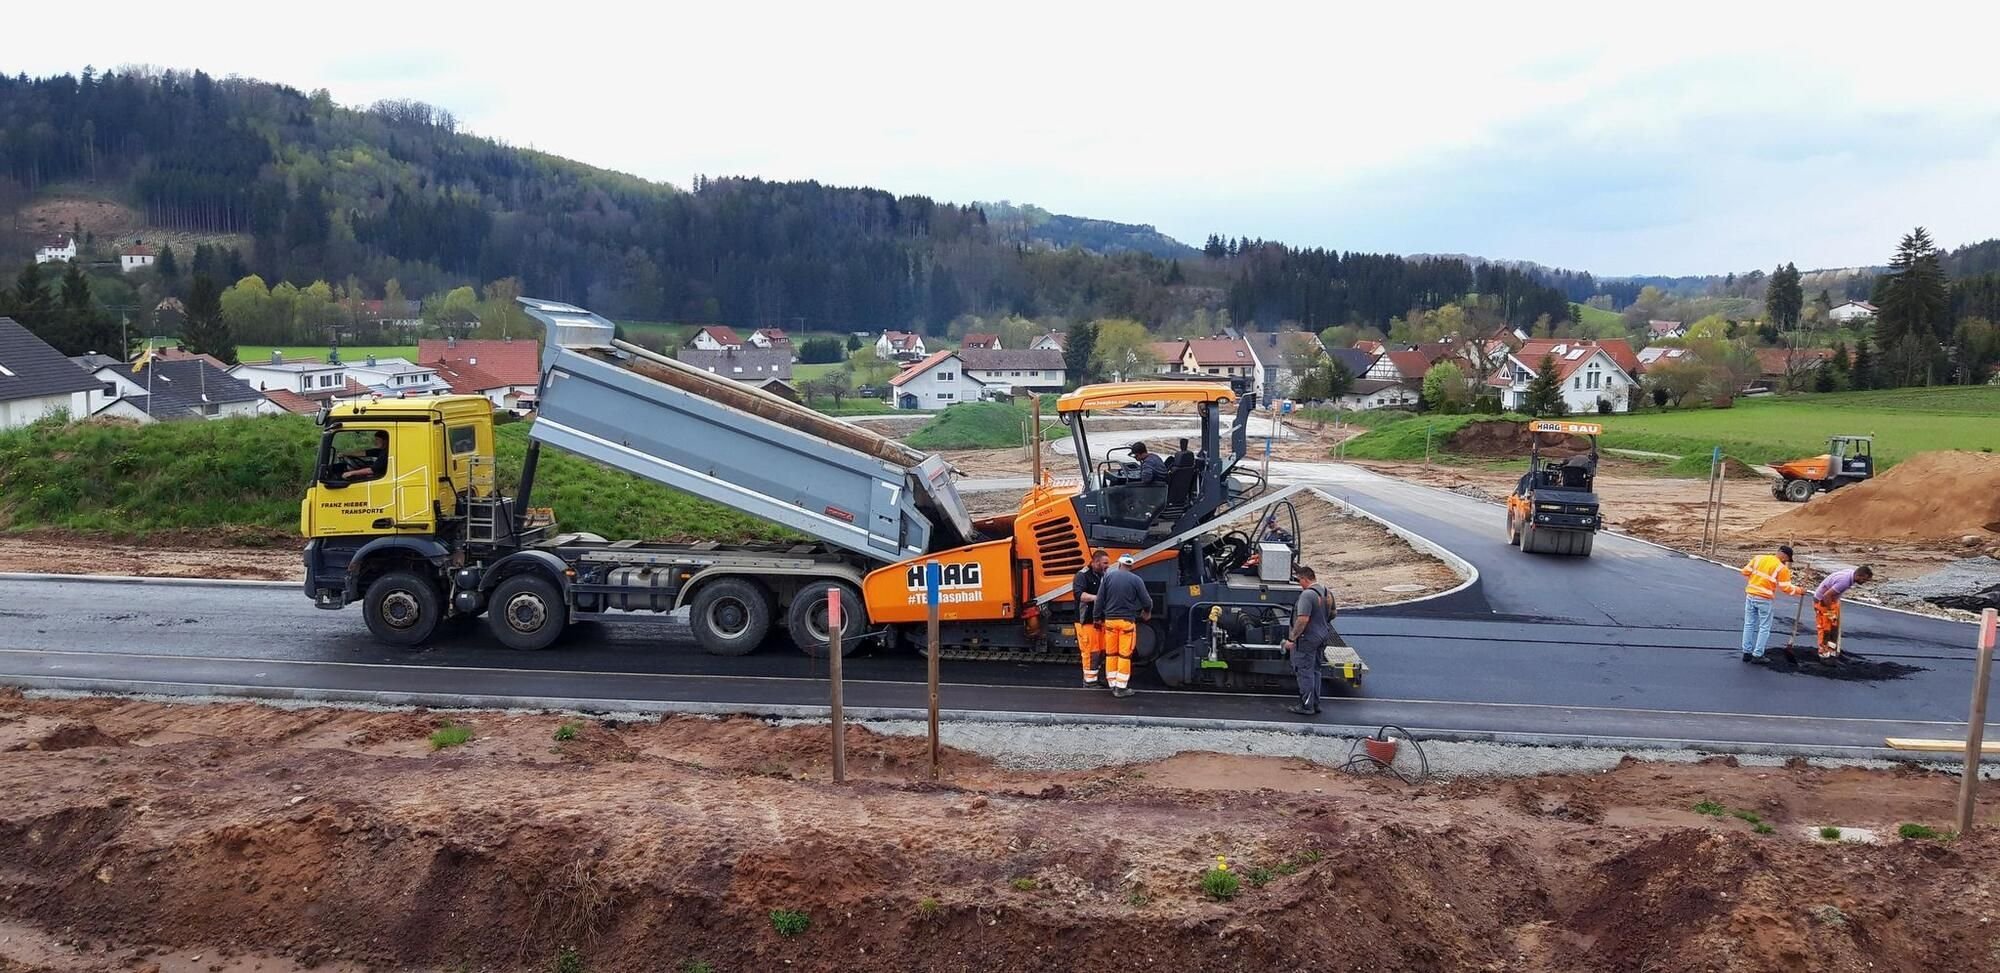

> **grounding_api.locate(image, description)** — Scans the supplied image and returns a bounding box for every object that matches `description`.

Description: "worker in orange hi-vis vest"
[1095,554,1153,699]
[1072,550,1111,687]
[1738,545,1805,665]
[1811,565,1873,660]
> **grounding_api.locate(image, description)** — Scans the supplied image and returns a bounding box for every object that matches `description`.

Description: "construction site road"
[0,457,1988,758]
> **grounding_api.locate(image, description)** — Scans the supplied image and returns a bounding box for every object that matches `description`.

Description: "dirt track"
[0,693,1992,973]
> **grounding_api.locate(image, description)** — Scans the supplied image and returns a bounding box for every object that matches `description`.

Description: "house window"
[732,366,743,373]
[938,392,954,400]
[1573,377,1581,389]
[201,403,220,416]
[102,382,117,397]
[939,371,955,381]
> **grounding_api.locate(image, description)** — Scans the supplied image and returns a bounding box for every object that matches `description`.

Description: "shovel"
[1781,594,1807,665]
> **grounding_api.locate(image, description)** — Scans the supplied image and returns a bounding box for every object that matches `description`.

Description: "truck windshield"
[322,427,390,483]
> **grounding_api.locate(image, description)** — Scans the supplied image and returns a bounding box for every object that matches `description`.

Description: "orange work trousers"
[1077,622,1103,681]
[1814,598,1842,658]
[1101,619,1137,690]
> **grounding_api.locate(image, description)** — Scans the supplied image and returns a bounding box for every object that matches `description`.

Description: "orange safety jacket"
[1740,553,1803,600]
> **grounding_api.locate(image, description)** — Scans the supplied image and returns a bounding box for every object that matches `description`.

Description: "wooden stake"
[1957,608,1998,834]
[827,586,845,784]
[926,560,942,782]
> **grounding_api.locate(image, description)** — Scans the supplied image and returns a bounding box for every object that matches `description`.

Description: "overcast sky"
[15,1,2000,276]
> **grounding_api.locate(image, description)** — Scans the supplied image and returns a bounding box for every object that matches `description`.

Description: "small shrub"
[769,908,810,937]
[1692,801,1726,816]
[1729,809,1763,825]
[1819,826,1843,841]
[1753,823,1775,835]
[1127,888,1150,907]
[1201,867,1240,901]
[1010,877,1037,891]
[554,721,583,742]
[1246,866,1274,887]
[917,897,941,917]
[682,961,714,973]
[430,723,473,750]
[1898,823,1950,841]
[552,946,585,973]
[1295,849,1322,864]
[1809,904,1848,927]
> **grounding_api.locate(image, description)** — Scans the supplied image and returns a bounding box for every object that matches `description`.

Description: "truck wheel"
[689,579,771,656]
[487,574,569,651]
[787,581,864,658]
[363,571,442,646]
[1784,478,1814,502]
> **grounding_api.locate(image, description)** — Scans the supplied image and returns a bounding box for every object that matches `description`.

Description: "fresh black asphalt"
[0,464,1988,754]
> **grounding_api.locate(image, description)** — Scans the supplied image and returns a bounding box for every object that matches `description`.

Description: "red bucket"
[1364,735,1399,764]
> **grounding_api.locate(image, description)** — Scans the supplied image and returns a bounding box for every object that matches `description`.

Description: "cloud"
[11,0,2000,274]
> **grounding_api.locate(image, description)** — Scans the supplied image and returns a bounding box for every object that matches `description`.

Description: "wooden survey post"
[926,559,942,781]
[1957,608,1998,834]
[828,586,846,784]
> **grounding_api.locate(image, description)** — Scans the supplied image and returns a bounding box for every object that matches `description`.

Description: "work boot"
[1286,703,1318,717]
[1082,677,1102,688]
[1111,687,1135,699]
[1747,654,1770,666]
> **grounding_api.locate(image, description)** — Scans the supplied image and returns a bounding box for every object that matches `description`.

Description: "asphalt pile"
[1874,555,2000,613]
[1760,450,2000,544]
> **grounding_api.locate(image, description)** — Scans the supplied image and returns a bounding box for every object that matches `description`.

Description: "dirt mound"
[1760,450,2000,543]
[1447,420,1593,458]
[0,697,1993,973]
[0,718,125,752]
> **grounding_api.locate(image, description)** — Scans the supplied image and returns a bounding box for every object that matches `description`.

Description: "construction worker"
[1812,565,1873,660]
[1128,442,1167,483]
[1073,549,1110,687]
[1281,564,1333,715]
[1096,553,1152,698]
[1738,544,1805,664]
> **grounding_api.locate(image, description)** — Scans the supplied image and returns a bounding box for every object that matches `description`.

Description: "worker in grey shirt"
[1096,554,1153,698]
[1280,564,1333,716]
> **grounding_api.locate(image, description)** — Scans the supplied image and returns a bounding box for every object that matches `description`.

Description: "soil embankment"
[1759,450,2000,544]
[0,694,1990,973]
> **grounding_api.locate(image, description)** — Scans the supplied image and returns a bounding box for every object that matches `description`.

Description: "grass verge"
[0,415,795,544]
[905,401,1059,449]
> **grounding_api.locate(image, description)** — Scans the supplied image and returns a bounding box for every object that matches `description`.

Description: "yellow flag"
[131,345,155,374]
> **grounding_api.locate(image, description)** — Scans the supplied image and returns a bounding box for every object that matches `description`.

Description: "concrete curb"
[11,676,1959,764]
[1306,485,1478,611]
[0,572,297,590]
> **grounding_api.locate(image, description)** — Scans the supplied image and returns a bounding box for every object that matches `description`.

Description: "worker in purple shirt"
[1812,565,1873,659]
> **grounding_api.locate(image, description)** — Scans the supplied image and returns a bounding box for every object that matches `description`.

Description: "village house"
[960,332,1002,351]
[1494,339,1639,414]
[876,331,927,361]
[1030,332,1066,353]
[1333,378,1420,411]
[120,242,156,273]
[342,355,447,398]
[1148,340,1189,376]
[678,346,794,384]
[748,328,791,349]
[957,348,1065,394]
[78,354,271,423]
[1828,300,1878,324]
[1183,337,1257,381]
[889,350,978,410]
[1647,319,1686,340]
[418,337,543,413]
[0,317,99,429]
[686,326,745,351]
[35,235,76,264]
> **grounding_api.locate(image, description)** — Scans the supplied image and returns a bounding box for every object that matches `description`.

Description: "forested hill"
[0,67,1570,336]
[976,201,1197,259]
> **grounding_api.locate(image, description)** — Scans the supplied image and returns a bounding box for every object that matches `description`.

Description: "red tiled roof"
[961,332,1000,349]
[1353,340,1385,355]
[417,338,540,386]
[429,359,511,394]
[1382,351,1433,378]
[884,331,924,350]
[151,346,230,370]
[889,350,958,387]
[122,243,155,256]
[1515,339,1629,382]
[1038,331,1067,350]
[1148,340,1188,364]
[1185,337,1253,367]
[691,325,743,347]
[1597,338,1640,375]
[753,328,790,344]
[260,388,323,415]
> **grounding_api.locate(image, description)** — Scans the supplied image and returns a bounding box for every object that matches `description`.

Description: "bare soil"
[0,693,1992,973]
[16,193,249,255]
[1354,459,1988,591]
[0,530,303,582]
[1759,450,2000,545]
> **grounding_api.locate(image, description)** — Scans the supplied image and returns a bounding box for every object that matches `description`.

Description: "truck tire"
[689,579,771,656]
[1784,478,1814,502]
[363,570,442,646]
[487,573,569,651]
[787,581,865,658]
